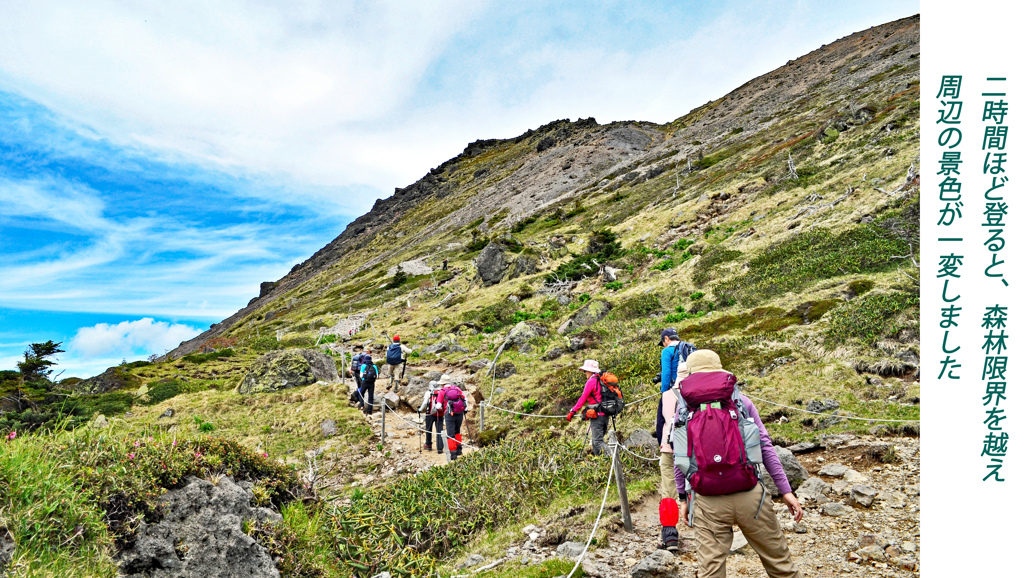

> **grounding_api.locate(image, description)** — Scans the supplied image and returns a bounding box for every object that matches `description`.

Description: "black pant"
[589,414,610,456]
[445,412,465,459]
[362,381,375,414]
[424,414,444,451]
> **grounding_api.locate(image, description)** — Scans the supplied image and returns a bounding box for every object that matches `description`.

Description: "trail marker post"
[612,441,633,532]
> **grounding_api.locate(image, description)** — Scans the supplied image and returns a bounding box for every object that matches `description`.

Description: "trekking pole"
[418,411,422,453]
[380,403,386,444]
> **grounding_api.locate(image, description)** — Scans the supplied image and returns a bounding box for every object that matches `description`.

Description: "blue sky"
[0,1,918,377]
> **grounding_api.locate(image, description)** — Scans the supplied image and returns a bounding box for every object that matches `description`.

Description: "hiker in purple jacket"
[678,349,803,578]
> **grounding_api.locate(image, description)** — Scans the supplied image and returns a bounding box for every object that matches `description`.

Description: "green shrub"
[280,336,316,349]
[578,293,591,303]
[141,379,183,406]
[617,295,661,319]
[847,279,876,297]
[545,230,624,283]
[249,335,281,353]
[522,399,539,413]
[604,281,624,291]
[823,127,840,144]
[384,270,407,289]
[199,421,216,432]
[690,291,705,301]
[673,238,696,252]
[652,258,675,271]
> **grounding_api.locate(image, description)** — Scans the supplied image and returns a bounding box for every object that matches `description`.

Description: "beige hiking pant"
[660,453,677,500]
[693,485,803,578]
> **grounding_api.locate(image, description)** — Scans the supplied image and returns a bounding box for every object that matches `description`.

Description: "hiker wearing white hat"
[566,359,610,456]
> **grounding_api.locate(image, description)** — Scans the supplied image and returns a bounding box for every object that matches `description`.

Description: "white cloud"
[69,318,202,359]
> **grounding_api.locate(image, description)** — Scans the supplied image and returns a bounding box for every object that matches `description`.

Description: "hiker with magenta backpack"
[673,349,803,578]
[385,335,412,390]
[359,352,379,416]
[438,374,467,460]
[566,359,624,456]
[417,380,445,454]
[653,328,697,552]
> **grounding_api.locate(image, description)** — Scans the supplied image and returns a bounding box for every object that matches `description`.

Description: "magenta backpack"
[444,385,467,415]
[671,372,763,499]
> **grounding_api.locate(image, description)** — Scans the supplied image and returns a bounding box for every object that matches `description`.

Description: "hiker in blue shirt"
[359,353,379,415]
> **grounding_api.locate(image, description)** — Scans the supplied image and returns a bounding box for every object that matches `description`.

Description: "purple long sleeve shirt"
[666,387,792,495]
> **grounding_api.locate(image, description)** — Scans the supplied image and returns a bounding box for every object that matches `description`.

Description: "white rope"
[382,402,481,449]
[567,450,617,578]
[615,442,661,463]
[624,391,660,406]
[743,393,920,423]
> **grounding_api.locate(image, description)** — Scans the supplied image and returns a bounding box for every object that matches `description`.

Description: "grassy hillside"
[1,15,920,577]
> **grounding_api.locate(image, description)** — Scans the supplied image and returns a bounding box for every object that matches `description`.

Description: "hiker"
[566,359,610,456]
[654,328,696,551]
[348,345,364,404]
[674,349,804,578]
[438,375,467,460]
[417,380,445,454]
[359,352,379,415]
[442,257,448,271]
[384,335,412,388]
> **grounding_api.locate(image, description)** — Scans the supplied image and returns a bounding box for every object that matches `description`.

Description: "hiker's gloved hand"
[566,410,575,422]
[782,492,803,522]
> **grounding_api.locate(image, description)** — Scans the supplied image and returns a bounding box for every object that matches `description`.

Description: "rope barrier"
[624,391,660,406]
[381,402,481,450]
[615,442,661,463]
[481,402,565,419]
[567,450,617,578]
[743,393,920,423]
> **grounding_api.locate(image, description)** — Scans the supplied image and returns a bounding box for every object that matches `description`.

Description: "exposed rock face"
[560,300,612,334]
[475,242,509,286]
[75,366,143,395]
[401,371,441,405]
[118,476,282,578]
[237,349,339,394]
[387,258,433,277]
[509,254,538,279]
[423,337,469,356]
[0,525,14,573]
[629,549,679,577]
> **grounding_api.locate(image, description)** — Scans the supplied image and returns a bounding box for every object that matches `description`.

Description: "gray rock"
[786,441,817,453]
[158,408,175,419]
[806,399,840,413]
[629,549,680,577]
[475,242,509,286]
[851,485,878,507]
[762,446,808,496]
[238,349,339,394]
[624,430,660,454]
[556,293,572,306]
[400,372,440,405]
[506,321,548,346]
[469,359,492,372]
[0,525,14,573]
[423,337,469,356]
[116,476,281,578]
[493,362,517,379]
[795,477,830,502]
[75,365,143,395]
[556,541,586,560]
[543,347,564,361]
[821,502,850,517]
[381,392,402,411]
[569,300,612,328]
[818,462,849,477]
[92,414,109,429]
[855,544,886,562]
[510,255,538,279]
[843,469,868,483]
[557,319,574,335]
[458,554,485,569]
[320,419,337,438]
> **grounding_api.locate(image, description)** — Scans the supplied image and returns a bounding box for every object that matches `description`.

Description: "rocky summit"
[2,15,920,578]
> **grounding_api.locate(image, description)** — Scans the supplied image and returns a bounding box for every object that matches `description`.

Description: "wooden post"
[612,442,634,532]
[380,403,386,444]
[479,403,485,434]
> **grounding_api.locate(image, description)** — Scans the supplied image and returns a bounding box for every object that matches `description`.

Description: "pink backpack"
[443,385,467,415]
[672,371,762,498]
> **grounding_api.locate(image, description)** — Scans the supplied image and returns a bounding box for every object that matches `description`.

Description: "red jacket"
[571,375,604,416]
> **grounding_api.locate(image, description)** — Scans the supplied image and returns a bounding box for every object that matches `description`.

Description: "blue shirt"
[660,343,681,392]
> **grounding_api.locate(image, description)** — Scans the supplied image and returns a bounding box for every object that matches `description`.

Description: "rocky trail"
[454,435,920,577]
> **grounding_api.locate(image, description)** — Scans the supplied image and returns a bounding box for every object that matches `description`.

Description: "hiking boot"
[423,444,432,450]
[437,450,444,454]
[659,526,679,552]
[657,540,679,552]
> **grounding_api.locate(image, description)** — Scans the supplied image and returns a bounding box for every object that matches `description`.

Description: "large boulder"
[423,337,469,356]
[505,321,548,346]
[117,476,281,578]
[401,371,441,406]
[762,446,809,496]
[238,349,338,395]
[475,242,509,286]
[75,366,143,395]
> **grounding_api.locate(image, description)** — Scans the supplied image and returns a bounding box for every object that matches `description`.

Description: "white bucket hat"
[438,374,454,385]
[579,359,600,373]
